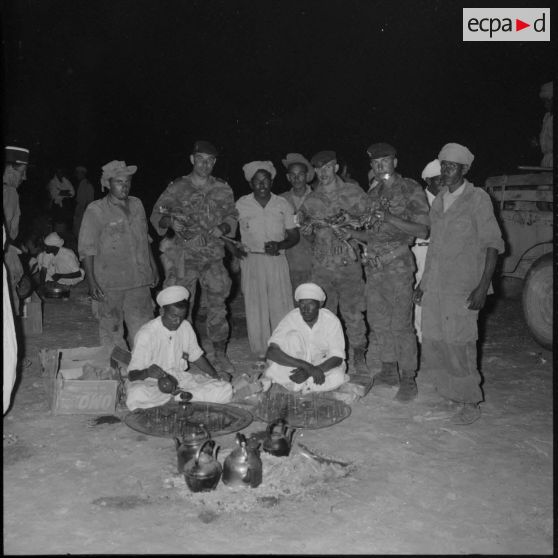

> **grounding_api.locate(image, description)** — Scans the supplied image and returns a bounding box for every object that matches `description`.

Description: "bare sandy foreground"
[3,282,553,554]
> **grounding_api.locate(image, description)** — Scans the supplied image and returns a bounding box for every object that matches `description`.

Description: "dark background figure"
[46,167,75,237]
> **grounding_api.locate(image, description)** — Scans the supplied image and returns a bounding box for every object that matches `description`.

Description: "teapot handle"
[266,417,286,437]
[195,439,215,466]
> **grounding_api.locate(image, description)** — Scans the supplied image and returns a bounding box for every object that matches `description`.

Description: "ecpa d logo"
[463,8,550,41]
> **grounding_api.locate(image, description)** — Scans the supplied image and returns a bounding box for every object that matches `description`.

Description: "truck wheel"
[522,253,553,350]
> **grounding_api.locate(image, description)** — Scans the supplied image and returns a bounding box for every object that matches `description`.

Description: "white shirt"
[443,182,466,212]
[37,247,84,284]
[129,316,204,378]
[236,193,295,253]
[414,189,436,244]
[268,307,345,364]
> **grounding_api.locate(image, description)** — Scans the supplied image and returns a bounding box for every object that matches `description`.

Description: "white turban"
[156,286,190,307]
[438,143,474,167]
[294,282,326,302]
[242,161,277,182]
[421,159,441,180]
[44,232,64,247]
[540,81,553,99]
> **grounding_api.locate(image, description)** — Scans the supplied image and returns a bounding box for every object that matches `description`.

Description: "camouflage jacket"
[150,173,238,262]
[299,176,368,269]
[365,173,430,252]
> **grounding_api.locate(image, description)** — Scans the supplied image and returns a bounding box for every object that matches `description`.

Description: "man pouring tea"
[126,286,263,410]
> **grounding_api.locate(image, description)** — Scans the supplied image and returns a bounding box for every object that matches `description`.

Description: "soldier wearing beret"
[344,143,430,401]
[299,150,369,375]
[150,141,238,374]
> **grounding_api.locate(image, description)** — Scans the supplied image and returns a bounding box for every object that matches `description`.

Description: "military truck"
[485,170,553,349]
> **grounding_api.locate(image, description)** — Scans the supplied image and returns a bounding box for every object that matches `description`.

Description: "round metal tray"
[123,401,253,439]
[253,391,351,429]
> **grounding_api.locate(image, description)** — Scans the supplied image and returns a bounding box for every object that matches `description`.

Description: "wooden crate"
[39,345,122,415]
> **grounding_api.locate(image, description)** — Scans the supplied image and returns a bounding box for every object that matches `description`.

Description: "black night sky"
[2,0,554,211]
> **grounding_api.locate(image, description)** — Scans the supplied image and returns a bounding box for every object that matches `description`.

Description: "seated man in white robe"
[36,232,85,287]
[126,286,234,410]
[264,282,348,393]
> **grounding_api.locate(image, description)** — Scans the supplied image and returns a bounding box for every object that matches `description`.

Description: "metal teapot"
[158,374,193,402]
[263,418,296,457]
[222,433,263,488]
[175,423,211,474]
[183,440,222,493]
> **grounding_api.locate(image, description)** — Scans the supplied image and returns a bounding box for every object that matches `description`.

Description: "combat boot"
[372,361,399,387]
[212,341,235,375]
[352,346,369,375]
[395,369,418,402]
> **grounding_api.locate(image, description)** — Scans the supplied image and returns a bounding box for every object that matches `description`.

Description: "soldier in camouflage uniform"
[150,141,238,374]
[344,143,430,402]
[299,150,369,375]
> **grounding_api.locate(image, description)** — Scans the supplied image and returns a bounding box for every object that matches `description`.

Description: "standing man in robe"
[411,159,441,343]
[150,141,237,374]
[415,143,504,425]
[235,161,299,362]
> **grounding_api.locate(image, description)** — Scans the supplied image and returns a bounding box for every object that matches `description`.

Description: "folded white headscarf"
[438,143,474,167]
[156,286,190,307]
[243,161,277,182]
[44,232,64,247]
[421,159,441,180]
[294,282,326,302]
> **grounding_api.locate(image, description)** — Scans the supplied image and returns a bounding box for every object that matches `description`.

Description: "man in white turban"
[36,232,84,288]
[411,159,441,343]
[415,143,504,425]
[234,161,299,363]
[539,81,553,168]
[126,286,234,410]
[264,282,348,393]
[126,285,264,408]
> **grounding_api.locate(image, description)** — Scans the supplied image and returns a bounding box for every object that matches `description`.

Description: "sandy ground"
[3,281,553,555]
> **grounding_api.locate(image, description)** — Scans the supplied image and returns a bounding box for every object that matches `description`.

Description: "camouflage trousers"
[365,266,417,371]
[98,286,154,351]
[163,257,231,344]
[312,263,366,349]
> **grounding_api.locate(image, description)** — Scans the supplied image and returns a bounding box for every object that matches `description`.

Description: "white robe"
[3,227,18,414]
[411,188,436,342]
[264,307,347,393]
[125,317,232,410]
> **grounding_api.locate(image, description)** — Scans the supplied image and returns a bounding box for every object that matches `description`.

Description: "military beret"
[366,143,397,159]
[310,150,337,168]
[192,140,218,156]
